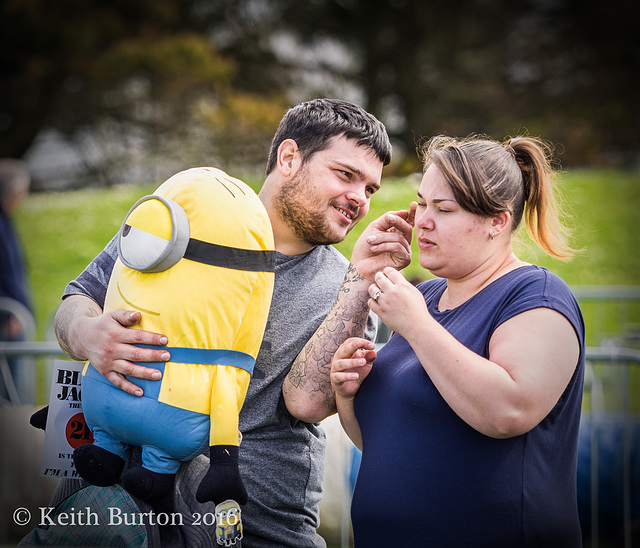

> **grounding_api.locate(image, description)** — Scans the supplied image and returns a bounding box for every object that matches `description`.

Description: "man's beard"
[274,168,348,247]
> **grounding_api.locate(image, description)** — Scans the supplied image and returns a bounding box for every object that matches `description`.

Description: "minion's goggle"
[117,195,275,273]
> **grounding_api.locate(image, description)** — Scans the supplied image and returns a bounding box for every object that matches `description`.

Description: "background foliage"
[2,0,638,190]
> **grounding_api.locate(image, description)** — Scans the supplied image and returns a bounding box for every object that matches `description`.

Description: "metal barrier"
[0,298,64,405]
[572,286,640,347]
[0,341,64,357]
[0,297,38,405]
[581,347,640,548]
[573,285,639,548]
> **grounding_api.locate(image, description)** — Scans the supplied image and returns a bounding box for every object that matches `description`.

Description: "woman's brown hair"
[421,134,574,259]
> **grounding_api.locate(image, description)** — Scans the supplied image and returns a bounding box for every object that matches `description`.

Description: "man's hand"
[55,295,170,396]
[350,204,417,280]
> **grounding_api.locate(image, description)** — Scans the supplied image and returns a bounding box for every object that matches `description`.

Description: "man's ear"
[277,139,299,177]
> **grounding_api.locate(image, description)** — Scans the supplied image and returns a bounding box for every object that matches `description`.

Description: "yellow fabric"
[126,199,173,240]
[102,167,274,446]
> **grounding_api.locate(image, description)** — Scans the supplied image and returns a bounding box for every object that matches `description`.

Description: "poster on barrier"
[40,359,93,477]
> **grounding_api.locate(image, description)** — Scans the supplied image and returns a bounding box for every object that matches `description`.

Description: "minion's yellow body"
[77,168,274,504]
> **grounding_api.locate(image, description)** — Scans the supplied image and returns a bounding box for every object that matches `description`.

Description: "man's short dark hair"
[265,99,392,175]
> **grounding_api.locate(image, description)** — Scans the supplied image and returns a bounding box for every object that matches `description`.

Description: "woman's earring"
[490,231,495,241]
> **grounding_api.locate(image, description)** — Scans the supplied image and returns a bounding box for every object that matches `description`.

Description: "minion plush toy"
[73,167,275,511]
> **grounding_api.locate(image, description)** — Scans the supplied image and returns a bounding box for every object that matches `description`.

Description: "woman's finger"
[333,357,367,372]
[336,337,375,358]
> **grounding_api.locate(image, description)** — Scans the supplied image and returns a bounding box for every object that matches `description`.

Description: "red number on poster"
[65,413,94,448]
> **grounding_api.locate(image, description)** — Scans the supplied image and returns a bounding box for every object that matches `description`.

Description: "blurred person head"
[0,159,31,215]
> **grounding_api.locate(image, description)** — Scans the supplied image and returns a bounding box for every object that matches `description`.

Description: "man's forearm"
[283,264,372,422]
[55,295,102,361]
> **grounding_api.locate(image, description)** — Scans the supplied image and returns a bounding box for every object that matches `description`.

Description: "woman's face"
[414,164,495,280]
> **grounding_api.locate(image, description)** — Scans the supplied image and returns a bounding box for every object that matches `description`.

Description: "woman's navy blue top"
[352,266,585,547]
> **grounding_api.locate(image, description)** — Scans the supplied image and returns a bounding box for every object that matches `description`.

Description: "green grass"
[15,183,158,334]
[13,169,640,336]
[15,169,639,407]
[334,169,640,287]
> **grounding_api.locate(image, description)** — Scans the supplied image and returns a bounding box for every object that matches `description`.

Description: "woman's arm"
[371,268,580,438]
[330,337,376,450]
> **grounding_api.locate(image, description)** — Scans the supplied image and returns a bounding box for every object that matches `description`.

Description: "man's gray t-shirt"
[63,238,376,547]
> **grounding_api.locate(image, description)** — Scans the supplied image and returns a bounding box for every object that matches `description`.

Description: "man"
[54,99,414,546]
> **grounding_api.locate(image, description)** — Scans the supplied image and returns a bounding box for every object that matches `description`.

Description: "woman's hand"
[368,267,429,338]
[331,337,376,450]
[330,337,376,401]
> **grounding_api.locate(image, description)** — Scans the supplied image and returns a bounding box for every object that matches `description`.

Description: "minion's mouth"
[117,282,160,316]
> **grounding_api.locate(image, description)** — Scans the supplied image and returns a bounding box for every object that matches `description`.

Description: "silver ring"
[372,290,382,302]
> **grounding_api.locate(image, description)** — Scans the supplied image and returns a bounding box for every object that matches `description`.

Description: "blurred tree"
[1,0,194,159]
[275,0,639,168]
[1,0,637,187]
[0,0,289,186]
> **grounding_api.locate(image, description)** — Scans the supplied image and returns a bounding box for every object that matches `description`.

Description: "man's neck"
[258,186,316,256]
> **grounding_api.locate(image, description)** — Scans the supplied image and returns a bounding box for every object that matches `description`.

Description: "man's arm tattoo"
[287,264,371,410]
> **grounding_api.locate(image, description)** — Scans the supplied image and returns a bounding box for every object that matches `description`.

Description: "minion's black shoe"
[121,466,175,503]
[73,444,125,487]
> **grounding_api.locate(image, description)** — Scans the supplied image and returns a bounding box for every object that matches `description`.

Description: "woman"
[331,135,585,547]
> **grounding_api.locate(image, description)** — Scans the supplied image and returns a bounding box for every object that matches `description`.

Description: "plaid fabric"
[18,484,156,548]
[19,450,215,548]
